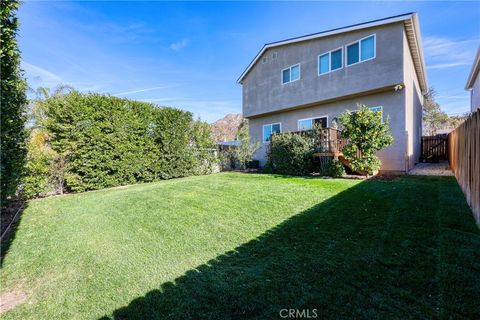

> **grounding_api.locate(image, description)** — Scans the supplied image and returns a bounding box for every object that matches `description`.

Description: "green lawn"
[1,173,479,319]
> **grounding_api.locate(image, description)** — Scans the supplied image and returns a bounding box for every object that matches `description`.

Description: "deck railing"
[269,127,348,156]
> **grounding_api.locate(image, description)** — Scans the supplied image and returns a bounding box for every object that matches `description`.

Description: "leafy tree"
[423,88,449,135]
[235,120,260,169]
[21,128,57,198]
[1,0,28,206]
[339,105,394,175]
[446,114,467,129]
[423,88,468,134]
[190,119,218,174]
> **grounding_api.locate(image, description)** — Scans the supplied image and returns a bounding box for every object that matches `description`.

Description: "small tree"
[190,119,218,174]
[423,88,449,135]
[235,120,260,169]
[339,105,393,175]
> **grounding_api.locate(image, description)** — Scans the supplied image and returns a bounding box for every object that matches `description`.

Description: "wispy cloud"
[112,86,172,96]
[135,97,241,122]
[424,36,478,70]
[21,61,110,93]
[22,61,63,88]
[170,38,189,51]
[136,97,187,103]
[427,62,472,70]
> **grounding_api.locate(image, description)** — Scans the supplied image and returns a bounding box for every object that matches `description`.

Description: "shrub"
[1,0,28,206]
[190,120,219,175]
[339,105,394,174]
[21,91,217,196]
[268,132,315,176]
[21,129,56,198]
[235,120,260,169]
[322,159,345,177]
[218,148,236,171]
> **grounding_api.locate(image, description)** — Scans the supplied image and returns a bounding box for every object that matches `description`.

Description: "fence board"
[447,110,480,224]
[421,135,447,162]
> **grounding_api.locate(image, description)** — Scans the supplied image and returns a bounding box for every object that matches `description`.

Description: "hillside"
[211,113,243,142]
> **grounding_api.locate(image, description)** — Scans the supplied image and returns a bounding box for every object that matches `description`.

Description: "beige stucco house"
[238,13,428,174]
[466,46,480,113]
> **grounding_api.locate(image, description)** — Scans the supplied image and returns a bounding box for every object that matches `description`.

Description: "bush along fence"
[447,109,479,224]
[21,91,217,198]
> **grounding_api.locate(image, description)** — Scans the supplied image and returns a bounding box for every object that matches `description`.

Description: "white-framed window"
[318,48,343,75]
[282,64,300,84]
[297,116,328,131]
[350,106,383,122]
[369,106,383,114]
[346,34,376,66]
[262,123,281,143]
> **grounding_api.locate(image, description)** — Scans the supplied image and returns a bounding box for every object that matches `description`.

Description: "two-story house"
[238,13,428,174]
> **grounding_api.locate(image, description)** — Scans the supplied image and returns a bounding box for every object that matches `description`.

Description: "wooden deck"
[270,127,348,156]
[269,127,368,175]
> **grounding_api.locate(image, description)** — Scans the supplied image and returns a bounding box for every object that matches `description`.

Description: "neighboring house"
[238,13,427,174]
[217,140,241,152]
[466,46,480,113]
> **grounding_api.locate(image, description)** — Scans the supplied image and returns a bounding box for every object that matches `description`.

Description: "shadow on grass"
[99,177,479,319]
[1,201,27,268]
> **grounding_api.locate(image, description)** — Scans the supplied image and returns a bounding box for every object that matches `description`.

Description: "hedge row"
[1,0,28,206]
[23,92,217,196]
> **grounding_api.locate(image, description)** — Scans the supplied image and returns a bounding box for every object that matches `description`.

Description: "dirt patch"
[408,161,453,176]
[0,289,27,314]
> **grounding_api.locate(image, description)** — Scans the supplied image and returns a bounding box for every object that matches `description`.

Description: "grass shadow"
[1,201,27,268]
[97,176,479,319]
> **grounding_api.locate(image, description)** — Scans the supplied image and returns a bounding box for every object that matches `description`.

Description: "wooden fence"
[421,135,448,162]
[447,110,480,224]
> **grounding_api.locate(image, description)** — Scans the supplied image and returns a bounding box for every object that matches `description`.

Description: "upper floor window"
[263,123,281,142]
[319,48,343,75]
[346,34,375,66]
[282,64,300,84]
[298,116,328,130]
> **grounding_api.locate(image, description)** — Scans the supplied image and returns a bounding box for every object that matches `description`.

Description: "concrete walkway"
[408,161,453,176]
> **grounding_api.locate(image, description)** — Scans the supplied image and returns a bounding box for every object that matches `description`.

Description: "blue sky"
[19,1,480,123]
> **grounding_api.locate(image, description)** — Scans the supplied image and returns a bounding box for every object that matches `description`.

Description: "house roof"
[466,46,480,90]
[237,12,428,93]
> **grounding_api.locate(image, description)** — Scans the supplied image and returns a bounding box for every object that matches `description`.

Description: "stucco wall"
[249,90,407,172]
[471,72,480,112]
[403,30,424,171]
[242,22,405,118]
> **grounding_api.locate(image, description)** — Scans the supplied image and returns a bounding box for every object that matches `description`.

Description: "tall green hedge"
[1,0,28,206]
[24,92,216,194]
